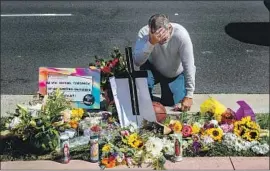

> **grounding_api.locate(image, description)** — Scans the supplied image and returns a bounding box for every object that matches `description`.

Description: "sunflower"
[233,121,242,136]
[207,128,223,141]
[243,130,260,141]
[127,133,143,149]
[127,133,138,144]
[102,144,111,153]
[246,121,260,130]
[241,116,251,124]
[133,139,144,148]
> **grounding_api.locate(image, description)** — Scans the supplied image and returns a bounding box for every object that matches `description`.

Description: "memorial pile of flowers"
[0,89,269,169]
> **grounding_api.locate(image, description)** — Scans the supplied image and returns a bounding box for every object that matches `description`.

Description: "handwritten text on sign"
[47,75,92,102]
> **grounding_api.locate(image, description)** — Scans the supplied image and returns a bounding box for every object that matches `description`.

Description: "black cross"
[115,47,148,120]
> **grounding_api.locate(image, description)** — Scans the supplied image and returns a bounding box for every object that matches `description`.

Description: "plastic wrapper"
[235,100,256,121]
[69,136,90,148]
[200,97,227,115]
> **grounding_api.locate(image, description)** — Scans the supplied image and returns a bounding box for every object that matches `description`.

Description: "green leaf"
[17,104,28,113]
[41,143,46,150]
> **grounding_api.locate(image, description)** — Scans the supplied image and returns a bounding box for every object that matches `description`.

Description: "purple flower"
[112,152,118,157]
[192,141,201,154]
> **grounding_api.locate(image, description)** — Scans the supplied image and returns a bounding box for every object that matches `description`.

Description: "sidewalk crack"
[229,156,236,170]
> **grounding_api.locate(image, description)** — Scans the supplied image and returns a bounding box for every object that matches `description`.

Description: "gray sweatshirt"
[133,23,196,98]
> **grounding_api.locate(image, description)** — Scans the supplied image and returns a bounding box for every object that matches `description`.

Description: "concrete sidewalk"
[1,157,269,170]
[1,94,268,117]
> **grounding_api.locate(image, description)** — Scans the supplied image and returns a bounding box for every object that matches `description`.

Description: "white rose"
[145,137,163,158]
[162,138,174,155]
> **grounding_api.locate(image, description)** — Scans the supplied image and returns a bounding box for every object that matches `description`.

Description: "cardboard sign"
[109,76,156,128]
[39,67,100,109]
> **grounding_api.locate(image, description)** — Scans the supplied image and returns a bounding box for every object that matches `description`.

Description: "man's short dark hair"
[148,14,170,33]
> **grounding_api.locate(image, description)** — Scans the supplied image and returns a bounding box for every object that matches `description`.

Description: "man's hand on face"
[149,27,168,45]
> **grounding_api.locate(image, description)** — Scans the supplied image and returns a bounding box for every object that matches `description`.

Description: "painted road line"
[1,14,73,17]
[1,94,269,117]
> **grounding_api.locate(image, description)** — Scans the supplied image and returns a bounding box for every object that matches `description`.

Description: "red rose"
[112,58,119,67]
[91,125,101,132]
[102,66,111,73]
[182,124,192,137]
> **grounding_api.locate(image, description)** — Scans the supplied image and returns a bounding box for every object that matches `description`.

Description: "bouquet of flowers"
[99,123,172,170]
[233,116,260,141]
[89,48,128,106]
[1,90,77,153]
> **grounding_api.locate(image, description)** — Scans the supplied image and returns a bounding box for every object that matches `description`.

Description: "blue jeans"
[140,61,186,106]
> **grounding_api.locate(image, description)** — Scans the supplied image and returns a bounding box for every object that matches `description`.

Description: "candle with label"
[60,133,70,164]
[174,132,183,162]
[89,134,99,163]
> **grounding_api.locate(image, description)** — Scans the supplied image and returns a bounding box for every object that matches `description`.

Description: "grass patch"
[256,113,269,129]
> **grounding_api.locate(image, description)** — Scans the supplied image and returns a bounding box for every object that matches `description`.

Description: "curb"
[1,157,269,170]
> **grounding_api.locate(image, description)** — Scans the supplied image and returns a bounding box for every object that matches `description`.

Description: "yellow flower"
[78,108,84,118]
[241,116,251,124]
[127,133,143,149]
[128,133,137,144]
[243,130,260,141]
[133,140,143,148]
[74,117,80,122]
[172,121,182,133]
[72,109,78,117]
[102,144,111,153]
[192,124,200,134]
[207,128,223,141]
[233,121,242,136]
[246,121,260,130]
[214,113,222,123]
[234,128,241,136]
[71,108,84,119]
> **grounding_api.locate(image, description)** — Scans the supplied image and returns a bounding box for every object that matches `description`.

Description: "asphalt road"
[1,1,269,95]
